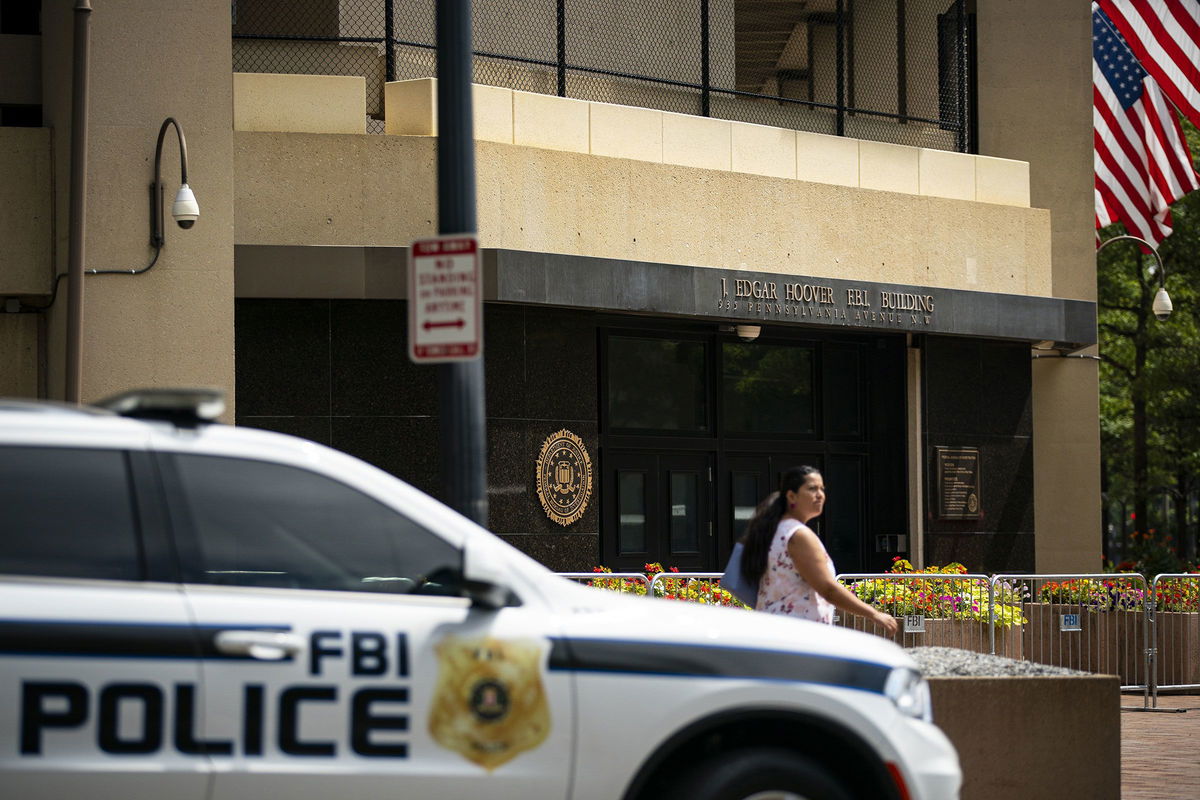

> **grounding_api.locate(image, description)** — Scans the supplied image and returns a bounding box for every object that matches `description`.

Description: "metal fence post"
[384,0,395,82]
[1146,579,1156,709]
[835,0,845,137]
[955,0,967,152]
[556,0,567,96]
[988,575,997,655]
[700,0,711,117]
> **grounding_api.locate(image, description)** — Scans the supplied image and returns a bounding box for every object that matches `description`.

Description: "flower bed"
[587,563,746,608]
[837,561,1026,658]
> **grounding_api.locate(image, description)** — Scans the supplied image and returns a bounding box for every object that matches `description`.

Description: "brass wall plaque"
[936,447,982,520]
[536,429,593,526]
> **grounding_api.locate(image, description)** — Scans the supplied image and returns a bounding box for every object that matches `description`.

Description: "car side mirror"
[461,543,518,609]
[464,578,513,610]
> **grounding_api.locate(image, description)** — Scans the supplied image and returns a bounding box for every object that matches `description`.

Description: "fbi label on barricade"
[903,615,926,633]
[1060,613,1082,632]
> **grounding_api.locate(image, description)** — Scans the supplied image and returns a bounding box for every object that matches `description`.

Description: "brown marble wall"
[235,299,601,572]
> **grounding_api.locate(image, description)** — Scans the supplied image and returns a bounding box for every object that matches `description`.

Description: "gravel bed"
[906,646,1091,677]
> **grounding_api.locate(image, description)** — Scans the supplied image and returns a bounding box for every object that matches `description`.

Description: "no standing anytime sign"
[408,235,482,363]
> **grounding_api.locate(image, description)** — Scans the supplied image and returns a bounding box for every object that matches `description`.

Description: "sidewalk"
[1121,694,1200,799]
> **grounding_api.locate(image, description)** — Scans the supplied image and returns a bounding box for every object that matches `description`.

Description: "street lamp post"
[1096,234,1172,321]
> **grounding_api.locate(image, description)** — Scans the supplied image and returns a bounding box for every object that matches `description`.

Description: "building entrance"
[599,325,907,574]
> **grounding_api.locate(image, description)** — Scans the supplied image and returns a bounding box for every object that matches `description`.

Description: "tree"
[1097,123,1200,568]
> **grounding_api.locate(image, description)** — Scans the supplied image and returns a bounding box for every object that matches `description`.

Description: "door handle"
[214,630,305,661]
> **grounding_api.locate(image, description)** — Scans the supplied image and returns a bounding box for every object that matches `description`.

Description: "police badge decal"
[428,636,551,771]
[535,429,592,527]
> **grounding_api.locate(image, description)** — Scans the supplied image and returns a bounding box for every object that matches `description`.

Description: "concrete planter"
[837,615,1023,659]
[928,675,1119,800]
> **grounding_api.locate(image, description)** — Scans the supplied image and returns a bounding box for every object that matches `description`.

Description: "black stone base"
[496,534,599,572]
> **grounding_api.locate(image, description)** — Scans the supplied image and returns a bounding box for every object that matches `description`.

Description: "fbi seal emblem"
[535,429,592,527]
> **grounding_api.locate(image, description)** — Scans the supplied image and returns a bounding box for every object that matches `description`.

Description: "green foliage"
[1105,529,1196,578]
[1098,119,1200,561]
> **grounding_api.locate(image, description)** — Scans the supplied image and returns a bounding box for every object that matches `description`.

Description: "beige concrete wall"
[40,0,236,414]
[0,127,52,295]
[378,79,1031,211]
[235,131,1050,297]
[234,73,366,134]
[0,315,38,398]
[929,676,1119,800]
[977,0,1099,571]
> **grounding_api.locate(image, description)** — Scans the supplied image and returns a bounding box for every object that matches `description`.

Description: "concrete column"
[41,0,235,413]
[976,0,1099,570]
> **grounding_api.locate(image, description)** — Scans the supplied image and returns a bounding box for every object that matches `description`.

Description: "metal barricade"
[1150,573,1200,706]
[835,573,996,654]
[992,573,1151,697]
[557,572,652,596]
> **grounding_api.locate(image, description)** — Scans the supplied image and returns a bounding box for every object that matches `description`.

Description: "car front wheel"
[665,747,854,800]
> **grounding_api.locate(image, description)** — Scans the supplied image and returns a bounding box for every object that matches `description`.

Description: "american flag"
[1099,0,1200,128]
[1093,2,1199,245]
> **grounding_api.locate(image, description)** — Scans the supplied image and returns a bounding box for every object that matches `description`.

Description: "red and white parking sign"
[407,235,482,363]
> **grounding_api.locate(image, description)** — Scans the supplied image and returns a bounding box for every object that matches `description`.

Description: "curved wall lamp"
[153,117,199,239]
[88,117,199,277]
[1096,233,1172,321]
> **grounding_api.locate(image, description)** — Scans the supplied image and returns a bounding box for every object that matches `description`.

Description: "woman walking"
[741,465,897,632]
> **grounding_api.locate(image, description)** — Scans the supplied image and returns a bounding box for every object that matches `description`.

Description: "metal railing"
[560,569,1200,707]
[990,573,1151,699]
[834,572,996,654]
[232,0,973,151]
[1149,574,1200,705]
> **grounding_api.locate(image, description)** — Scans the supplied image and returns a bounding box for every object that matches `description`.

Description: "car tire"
[665,747,854,800]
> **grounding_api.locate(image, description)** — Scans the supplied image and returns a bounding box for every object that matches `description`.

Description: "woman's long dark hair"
[739,465,821,585]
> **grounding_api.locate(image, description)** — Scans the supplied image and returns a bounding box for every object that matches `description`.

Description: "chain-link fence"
[232,0,973,150]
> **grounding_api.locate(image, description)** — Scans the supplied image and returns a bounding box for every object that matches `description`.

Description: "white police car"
[0,389,960,800]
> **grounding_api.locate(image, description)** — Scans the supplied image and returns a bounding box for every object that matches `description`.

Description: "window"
[0,0,41,35]
[171,454,462,595]
[617,471,647,555]
[0,446,142,580]
[722,342,815,435]
[607,336,709,432]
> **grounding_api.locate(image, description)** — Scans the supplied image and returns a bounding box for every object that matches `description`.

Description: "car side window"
[0,446,143,580]
[170,453,463,595]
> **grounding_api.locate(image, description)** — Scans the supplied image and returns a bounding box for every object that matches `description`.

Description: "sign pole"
[436,0,487,527]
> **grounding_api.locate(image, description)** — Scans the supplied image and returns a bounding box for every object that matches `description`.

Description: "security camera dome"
[172,183,199,229]
[1152,286,1173,321]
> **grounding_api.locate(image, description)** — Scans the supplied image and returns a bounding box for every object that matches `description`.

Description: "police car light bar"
[95,387,226,424]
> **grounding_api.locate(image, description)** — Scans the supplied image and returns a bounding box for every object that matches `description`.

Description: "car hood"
[539,575,914,674]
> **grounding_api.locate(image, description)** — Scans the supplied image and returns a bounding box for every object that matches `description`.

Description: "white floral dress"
[756,518,836,624]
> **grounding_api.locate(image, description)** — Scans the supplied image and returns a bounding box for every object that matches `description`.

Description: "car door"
[158,450,573,800]
[0,445,208,800]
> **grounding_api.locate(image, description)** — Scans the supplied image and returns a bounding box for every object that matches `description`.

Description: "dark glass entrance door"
[602,452,712,572]
[718,453,871,573]
[600,326,907,576]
